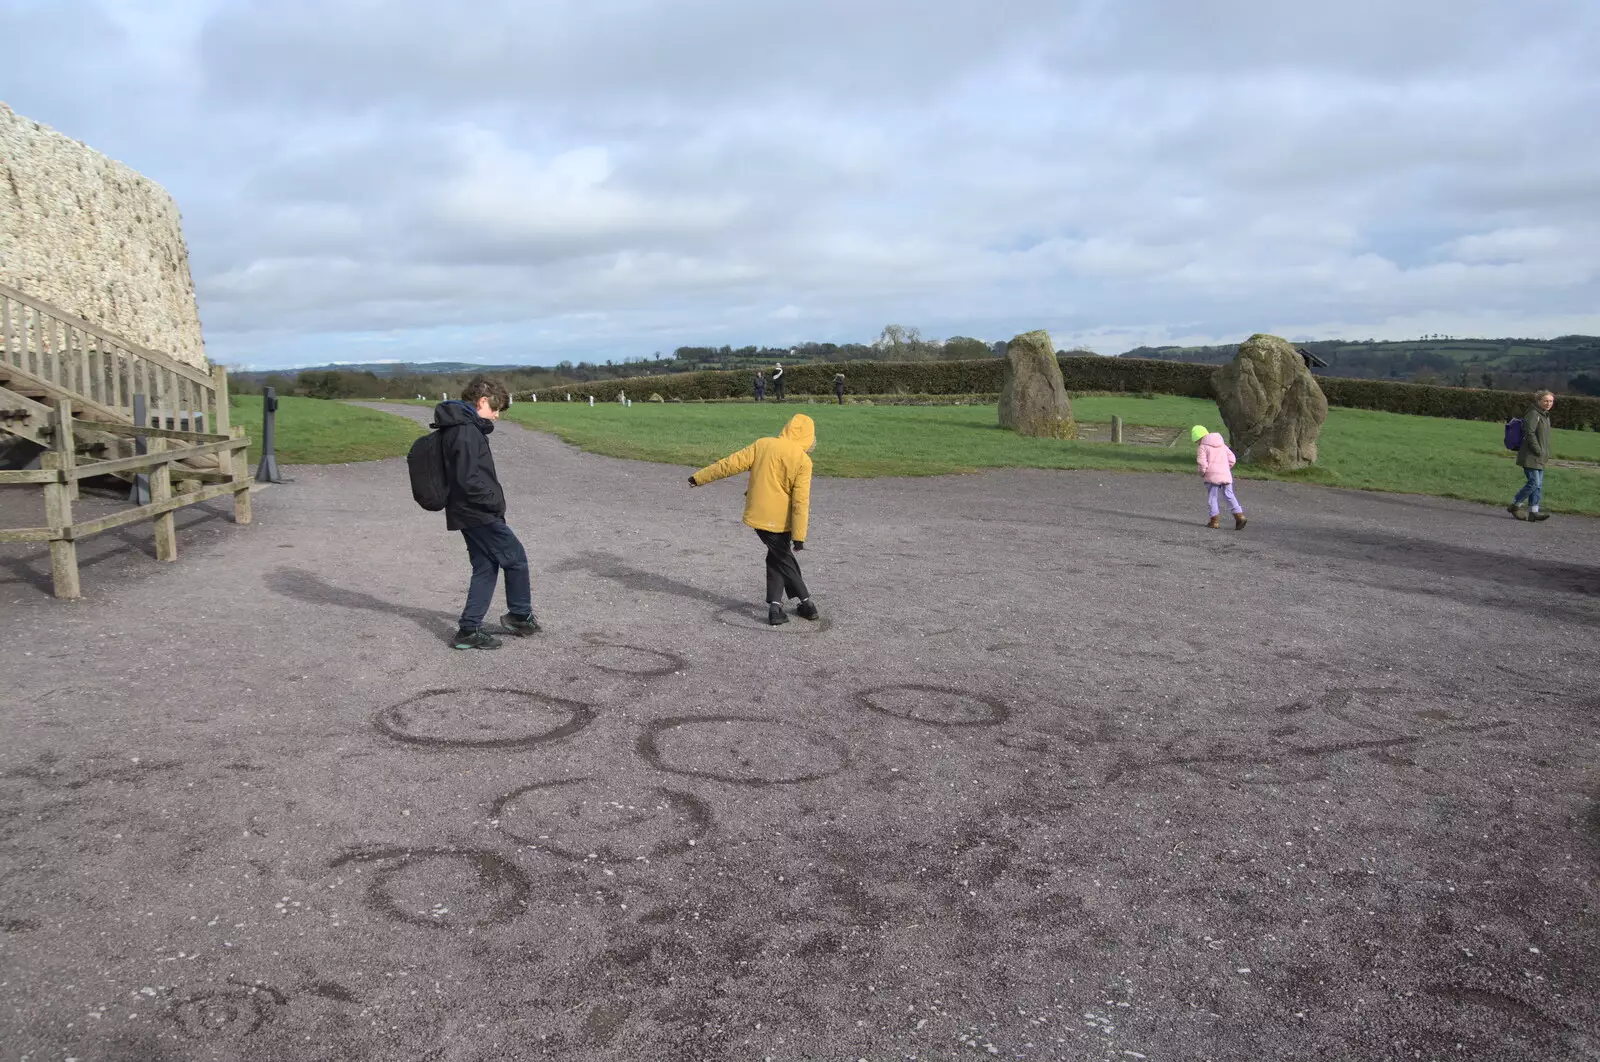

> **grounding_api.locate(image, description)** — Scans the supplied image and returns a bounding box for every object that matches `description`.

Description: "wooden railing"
[0,280,221,430]
[0,398,252,599]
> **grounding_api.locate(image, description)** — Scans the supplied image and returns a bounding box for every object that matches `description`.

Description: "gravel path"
[2,405,1597,1061]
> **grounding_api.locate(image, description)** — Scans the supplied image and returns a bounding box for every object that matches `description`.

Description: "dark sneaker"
[1508,505,1527,520]
[767,603,789,626]
[500,612,542,636]
[452,628,502,650]
[796,599,820,621]
[1529,511,1550,522]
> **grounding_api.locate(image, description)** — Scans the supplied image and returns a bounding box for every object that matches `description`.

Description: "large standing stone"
[1212,334,1328,470]
[998,330,1075,439]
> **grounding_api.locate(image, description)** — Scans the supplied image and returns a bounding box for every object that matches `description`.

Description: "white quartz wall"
[0,102,206,368]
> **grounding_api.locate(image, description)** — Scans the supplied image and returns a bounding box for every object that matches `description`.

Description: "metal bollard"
[256,387,286,483]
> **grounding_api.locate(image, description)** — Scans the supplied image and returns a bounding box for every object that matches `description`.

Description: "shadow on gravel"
[1277,527,1600,599]
[0,500,229,596]
[264,566,457,639]
[554,550,749,612]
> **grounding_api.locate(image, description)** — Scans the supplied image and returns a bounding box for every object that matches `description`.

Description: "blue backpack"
[1503,418,1524,451]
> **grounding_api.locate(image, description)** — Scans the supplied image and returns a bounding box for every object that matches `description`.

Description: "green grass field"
[504,395,1600,514]
[230,395,425,464]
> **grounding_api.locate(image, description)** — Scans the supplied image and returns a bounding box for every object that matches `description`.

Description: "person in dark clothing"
[771,362,786,402]
[1509,390,1556,521]
[433,376,541,649]
[833,373,845,404]
[755,372,767,402]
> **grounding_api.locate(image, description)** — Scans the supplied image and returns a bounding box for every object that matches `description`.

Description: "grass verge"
[504,395,1600,514]
[229,395,425,464]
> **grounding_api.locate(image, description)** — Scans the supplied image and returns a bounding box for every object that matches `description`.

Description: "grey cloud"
[7,0,1599,367]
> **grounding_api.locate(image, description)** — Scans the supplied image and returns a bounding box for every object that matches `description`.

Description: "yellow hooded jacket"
[691,414,814,542]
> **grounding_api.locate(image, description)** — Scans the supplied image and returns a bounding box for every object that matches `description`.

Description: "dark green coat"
[1516,406,1551,470]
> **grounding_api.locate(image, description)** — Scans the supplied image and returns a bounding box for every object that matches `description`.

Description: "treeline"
[583,356,1600,431]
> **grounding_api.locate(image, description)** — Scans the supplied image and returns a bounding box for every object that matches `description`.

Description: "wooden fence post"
[52,398,79,500]
[40,452,80,599]
[149,438,177,562]
[231,425,252,525]
[1111,415,1123,444]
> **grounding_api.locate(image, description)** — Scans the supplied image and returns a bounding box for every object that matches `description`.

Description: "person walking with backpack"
[432,376,540,649]
[688,413,819,625]
[1192,424,1247,529]
[1509,390,1556,521]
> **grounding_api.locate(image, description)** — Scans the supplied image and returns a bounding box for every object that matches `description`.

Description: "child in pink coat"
[1191,425,1247,530]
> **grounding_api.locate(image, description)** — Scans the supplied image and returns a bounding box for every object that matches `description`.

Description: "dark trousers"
[756,529,809,604]
[755,389,765,402]
[835,390,844,404]
[460,521,532,630]
[773,378,785,401]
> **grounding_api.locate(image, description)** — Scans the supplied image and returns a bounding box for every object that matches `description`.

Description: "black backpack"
[407,430,448,511]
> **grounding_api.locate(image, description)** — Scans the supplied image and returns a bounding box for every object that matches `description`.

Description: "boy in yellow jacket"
[688,413,818,625]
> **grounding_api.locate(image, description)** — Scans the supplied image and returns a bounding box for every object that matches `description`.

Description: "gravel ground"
[1,404,1596,1062]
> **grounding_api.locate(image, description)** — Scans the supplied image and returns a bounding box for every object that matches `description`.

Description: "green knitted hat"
[1190,424,1209,442]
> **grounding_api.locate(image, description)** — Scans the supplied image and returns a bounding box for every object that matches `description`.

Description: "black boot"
[452,628,502,650]
[500,612,542,636]
[767,602,789,626]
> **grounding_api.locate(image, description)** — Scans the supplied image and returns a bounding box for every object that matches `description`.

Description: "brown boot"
[1234,512,1248,530]
[1206,515,1220,529]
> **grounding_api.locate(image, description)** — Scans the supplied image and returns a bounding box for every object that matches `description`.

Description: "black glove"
[792,540,804,551]
[687,475,697,488]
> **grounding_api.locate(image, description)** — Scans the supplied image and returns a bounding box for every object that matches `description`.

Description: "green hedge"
[525,357,1600,429]
[1316,378,1600,430]
[544,356,1211,403]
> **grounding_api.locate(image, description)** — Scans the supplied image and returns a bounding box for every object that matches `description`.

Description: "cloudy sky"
[3,0,1597,369]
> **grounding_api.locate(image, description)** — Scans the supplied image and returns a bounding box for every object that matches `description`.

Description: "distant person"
[834,373,846,404]
[1509,390,1555,521]
[435,376,541,649]
[754,371,767,402]
[771,362,786,402]
[688,414,819,625]
[1193,424,1246,530]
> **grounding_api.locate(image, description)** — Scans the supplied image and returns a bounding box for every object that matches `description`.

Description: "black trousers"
[756,529,809,603]
[773,377,785,401]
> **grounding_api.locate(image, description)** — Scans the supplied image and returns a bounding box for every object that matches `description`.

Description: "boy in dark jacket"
[434,376,541,649]
[1509,390,1555,522]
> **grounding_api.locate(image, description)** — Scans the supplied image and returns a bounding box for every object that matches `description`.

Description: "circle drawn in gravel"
[492,779,712,861]
[168,981,287,1041]
[329,847,532,929]
[638,716,850,787]
[856,684,1011,727]
[374,688,596,749]
[580,644,687,678]
[713,607,833,633]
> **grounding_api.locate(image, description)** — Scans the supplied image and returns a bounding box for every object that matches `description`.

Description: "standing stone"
[1212,334,1328,470]
[998,330,1075,439]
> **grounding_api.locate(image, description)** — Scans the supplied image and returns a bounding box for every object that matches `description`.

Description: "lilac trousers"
[1207,483,1242,517]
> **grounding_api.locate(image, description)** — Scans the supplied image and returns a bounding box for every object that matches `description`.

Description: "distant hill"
[233,360,542,381]
[1123,335,1600,394]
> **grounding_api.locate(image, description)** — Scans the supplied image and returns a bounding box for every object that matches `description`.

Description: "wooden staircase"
[0,281,253,598]
[0,280,226,469]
